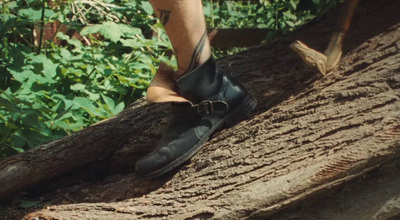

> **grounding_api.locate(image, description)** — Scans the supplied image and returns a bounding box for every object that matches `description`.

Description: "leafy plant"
[204,0,342,57]
[0,0,174,160]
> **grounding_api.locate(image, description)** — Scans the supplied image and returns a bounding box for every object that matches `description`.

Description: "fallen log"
[272,159,400,220]
[1,0,400,219]
[0,96,167,199]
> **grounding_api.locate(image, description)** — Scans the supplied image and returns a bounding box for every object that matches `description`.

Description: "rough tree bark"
[271,159,400,220]
[1,0,399,219]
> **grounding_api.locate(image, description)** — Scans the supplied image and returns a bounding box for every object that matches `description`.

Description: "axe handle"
[324,0,359,67]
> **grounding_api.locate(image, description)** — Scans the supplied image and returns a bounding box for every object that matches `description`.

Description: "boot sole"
[138,95,257,179]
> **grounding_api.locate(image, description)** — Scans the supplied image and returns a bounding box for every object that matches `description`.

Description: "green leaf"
[100,22,123,42]
[101,94,115,110]
[120,39,138,48]
[70,83,86,91]
[81,25,101,36]
[17,129,50,148]
[56,32,83,52]
[60,48,72,60]
[15,199,42,208]
[13,134,26,149]
[73,97,105,118]
[81,22,142,43]
[5,1,18,10]
[73,97,98,116]
[118,23,142,36]
[286,20,295,27]
[18,8,42,20]
[14,147,24,153]
[112,102,125,115]
[289,0,298,10]
[28,54,58,79]
[0,96,19,112]
[86,91,100,102]
[52,119,70,130]
[0,13,17,24]
[141,1,154,15]
[8,68,35,83]
[53,107,73,121]
[283,11,297,20]
[82,22,122,43]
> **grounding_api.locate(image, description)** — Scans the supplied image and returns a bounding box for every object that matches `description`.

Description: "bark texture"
[1,0,400,219]
[271,159,400,220]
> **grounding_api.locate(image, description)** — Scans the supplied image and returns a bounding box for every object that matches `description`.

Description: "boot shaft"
[177,57,248,109]
[177,57,223,103]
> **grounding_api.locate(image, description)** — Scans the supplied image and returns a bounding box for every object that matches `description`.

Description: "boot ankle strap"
[194,100,228,116]
[170,100,229,117]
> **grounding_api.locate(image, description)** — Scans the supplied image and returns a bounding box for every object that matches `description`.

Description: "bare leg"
[149,0,211,77]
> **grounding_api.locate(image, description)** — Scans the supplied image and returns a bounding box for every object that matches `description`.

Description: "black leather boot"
[135,57,257,178]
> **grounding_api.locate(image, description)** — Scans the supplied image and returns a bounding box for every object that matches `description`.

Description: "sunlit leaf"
[112,102,125,115]
[141,1,154,15]
[101,94,115,110]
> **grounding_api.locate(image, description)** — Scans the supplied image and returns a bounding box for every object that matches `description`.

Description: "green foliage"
[204,0,342,57]
[205,0,342,33]
[0,0,173,160]
[204,0,343,57]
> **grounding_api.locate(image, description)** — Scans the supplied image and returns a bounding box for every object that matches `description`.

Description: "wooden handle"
[324,0,359,67]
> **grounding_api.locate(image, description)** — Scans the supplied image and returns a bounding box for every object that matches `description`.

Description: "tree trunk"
[1,0,400,219]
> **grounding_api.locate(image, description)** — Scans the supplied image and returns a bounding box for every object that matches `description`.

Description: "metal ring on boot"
[195,100,229,117]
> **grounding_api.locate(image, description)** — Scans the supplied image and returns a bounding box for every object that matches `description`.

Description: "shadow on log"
[0,0,399,219]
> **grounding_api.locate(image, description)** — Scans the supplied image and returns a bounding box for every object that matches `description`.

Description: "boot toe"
[135,131,203,177]
[135,149,171,176]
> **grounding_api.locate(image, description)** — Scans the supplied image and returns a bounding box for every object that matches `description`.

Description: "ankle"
[175,48,212,78]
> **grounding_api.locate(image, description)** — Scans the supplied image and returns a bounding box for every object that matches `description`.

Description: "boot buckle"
[196,100,229,116]
[197,100,214,116]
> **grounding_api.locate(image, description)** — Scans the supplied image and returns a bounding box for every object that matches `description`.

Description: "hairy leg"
[149,0,211,76]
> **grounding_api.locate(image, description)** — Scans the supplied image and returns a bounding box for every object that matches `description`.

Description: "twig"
[62,194,77,203]
[37,0,46,54]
